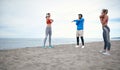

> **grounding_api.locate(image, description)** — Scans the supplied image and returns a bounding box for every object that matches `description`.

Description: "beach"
[0,41,120,70]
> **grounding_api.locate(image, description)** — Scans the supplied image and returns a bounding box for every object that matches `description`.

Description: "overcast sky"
[0,0,120,38]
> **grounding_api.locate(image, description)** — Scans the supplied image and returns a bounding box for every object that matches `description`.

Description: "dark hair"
[78,14,83,17]
[78,14,83,19]
[46,13,50,16]
[46,13,50,18]
[102,9,108,14]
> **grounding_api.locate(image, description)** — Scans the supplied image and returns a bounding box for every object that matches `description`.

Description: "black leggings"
[77,36,84,45]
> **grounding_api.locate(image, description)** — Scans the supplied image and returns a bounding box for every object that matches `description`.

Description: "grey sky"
[0,0,120,38]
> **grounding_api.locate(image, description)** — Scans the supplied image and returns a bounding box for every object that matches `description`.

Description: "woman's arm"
[100,15,108,26]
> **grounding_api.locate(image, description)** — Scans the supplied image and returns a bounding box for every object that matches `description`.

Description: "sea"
[0,38,119,50]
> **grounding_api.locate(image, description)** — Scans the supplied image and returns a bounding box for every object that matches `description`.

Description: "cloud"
[0,0,120,38]
[110,18,120,22]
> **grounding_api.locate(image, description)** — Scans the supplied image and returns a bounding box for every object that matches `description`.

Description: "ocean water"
[0,38,119,50]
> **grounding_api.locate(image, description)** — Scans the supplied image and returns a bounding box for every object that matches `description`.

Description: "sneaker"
[102,52,110,55]
[81,46,85,48]
[99,50,106,53]
[48,46,54,48]
[42,46,46,48]
[75,45,80,48]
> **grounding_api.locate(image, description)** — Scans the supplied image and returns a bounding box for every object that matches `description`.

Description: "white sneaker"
[99,50,106,53]
[75,45,80,48]
[102,52,110,55]
[81,46,85,48]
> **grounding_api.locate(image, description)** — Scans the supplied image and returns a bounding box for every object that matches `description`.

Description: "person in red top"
[43,13,54,48]
[99,9,111,55]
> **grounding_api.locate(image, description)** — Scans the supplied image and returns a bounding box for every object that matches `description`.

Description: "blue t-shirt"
[73,18,84,30]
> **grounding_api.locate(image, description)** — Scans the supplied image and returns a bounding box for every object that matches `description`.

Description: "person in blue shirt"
[72,14,85,48]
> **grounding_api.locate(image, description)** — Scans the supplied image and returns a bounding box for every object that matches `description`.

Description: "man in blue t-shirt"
[72,14,85,48]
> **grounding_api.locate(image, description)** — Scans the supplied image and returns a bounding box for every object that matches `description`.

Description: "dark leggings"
[103,26,111,51]
[77,36,84,45]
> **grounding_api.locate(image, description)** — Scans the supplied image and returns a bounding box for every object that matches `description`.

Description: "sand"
[0,41,120,70]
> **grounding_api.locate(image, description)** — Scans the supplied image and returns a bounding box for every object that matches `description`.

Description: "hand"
[100,15,104,18]
[51,19,54,22]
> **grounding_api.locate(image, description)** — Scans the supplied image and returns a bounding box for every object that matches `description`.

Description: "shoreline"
[0,40,119,51]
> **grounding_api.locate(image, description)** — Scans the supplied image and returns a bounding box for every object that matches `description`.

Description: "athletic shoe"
[81,46,85,48]
[42,46,46,48]
[102,52,111,55]
[99,50,106,53]
[49,46,54,48]
[75,45,80,48]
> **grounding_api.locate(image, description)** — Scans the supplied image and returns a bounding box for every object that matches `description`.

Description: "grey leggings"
[103,26,111,51]
[44,27,52,46]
